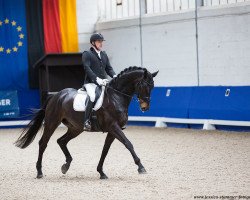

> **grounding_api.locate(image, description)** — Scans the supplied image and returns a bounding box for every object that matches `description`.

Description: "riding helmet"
[90,33,105,44]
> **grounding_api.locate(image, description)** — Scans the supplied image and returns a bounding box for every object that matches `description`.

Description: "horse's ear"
[152,70,159,78]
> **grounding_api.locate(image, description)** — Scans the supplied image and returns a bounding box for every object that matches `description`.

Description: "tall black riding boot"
[84,99,94,131]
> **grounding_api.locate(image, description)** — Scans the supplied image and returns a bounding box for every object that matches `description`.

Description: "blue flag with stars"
[0,0,28,90]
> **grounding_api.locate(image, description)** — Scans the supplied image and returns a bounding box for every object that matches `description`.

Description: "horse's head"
[108,67,158,112]
[135,69,158,112]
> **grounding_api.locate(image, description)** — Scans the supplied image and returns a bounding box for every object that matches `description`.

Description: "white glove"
[113,75,117,78]
[102,79,109,86]
[96,77,109,86]
[96,77,104,86]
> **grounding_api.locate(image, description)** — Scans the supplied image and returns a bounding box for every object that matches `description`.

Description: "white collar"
[93,46,101,55]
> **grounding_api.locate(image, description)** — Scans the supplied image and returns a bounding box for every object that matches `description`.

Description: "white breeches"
[84,83,97,102]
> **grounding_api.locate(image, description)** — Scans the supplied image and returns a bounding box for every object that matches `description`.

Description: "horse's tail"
[15,96,52,149]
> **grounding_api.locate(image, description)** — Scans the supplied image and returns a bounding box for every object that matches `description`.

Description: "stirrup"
[84,120,92,131]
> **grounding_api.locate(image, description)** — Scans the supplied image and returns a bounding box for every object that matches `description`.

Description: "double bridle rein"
[106,78,154,103]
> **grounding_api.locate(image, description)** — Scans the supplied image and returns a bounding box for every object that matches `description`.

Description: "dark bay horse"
[15,67,158,179]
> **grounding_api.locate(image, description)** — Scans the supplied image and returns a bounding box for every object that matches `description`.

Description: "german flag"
[26,0,79,88]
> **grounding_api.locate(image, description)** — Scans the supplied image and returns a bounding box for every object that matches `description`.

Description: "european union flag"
[0,0,28,90]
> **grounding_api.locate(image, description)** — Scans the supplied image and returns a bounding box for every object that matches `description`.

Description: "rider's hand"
[96,77,104,86]
[113,75,117,78]
[96,77,109,86]
[102,79,109,86]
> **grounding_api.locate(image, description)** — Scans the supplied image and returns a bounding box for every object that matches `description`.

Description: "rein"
[105,78,153,102]
[106,85,138,101]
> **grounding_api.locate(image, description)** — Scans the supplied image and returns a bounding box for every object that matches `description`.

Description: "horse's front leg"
[110,124,147,174]
[97,132,115,179]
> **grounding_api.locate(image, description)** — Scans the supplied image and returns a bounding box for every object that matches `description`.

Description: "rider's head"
[90,33,105,51]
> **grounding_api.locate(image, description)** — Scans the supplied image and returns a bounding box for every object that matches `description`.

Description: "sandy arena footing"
[0,126,249,200]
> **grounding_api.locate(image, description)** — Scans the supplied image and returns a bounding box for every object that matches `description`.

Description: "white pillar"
[155,118,167,128]
[203,121,216,130]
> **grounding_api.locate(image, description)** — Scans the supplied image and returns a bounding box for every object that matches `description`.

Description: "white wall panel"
[198,7,250,85]
[122,0,129,17]
[95,3,250,86]
[77,0,99,51]
[78,1,250,86]
[160,0,167,12]
[153,0,161,13]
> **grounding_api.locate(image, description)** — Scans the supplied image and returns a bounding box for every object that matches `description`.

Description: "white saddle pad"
[73,87,105,111]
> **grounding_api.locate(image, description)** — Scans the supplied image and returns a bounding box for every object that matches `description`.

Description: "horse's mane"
[109,66,146,87]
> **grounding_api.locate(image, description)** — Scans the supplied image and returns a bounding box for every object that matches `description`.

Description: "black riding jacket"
[82,47,116,85]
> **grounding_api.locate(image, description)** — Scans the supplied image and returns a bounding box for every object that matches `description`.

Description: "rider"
[82,33,117,131]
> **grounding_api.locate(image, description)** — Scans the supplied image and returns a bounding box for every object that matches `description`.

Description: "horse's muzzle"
[139,101,149,112]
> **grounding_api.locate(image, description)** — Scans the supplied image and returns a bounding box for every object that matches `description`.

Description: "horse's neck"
[108,71,143,109]
[110,81,135,108]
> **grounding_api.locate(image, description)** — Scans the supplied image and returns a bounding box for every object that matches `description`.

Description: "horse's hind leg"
[57,128,82,175]
[36,122,60,178]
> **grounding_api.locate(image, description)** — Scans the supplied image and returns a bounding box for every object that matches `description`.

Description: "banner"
[43,0,62,53]
[0,0,29,90]
[59,0,79,52]
[43,0,79,53]
[0,91,19,118]
[26,0,45,88]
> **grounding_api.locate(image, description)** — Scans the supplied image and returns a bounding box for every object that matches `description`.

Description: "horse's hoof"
[100,174,108,179]
[138,167,147,174]
[61,163,69,174]
[37,174,43,179]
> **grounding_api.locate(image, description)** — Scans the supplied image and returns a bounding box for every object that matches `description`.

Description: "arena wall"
[94,3,250,86]
[76,1,250,127]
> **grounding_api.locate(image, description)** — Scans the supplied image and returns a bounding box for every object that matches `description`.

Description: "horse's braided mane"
[109,66,146,86]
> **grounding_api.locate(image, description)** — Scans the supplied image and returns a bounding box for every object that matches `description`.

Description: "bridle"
[106,78,154,103]
[135,79,154,103]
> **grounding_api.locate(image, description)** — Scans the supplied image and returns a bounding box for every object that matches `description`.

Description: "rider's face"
[94,40,103,50]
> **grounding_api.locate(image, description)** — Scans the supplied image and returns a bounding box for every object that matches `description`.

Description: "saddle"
[73,86,105,112]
